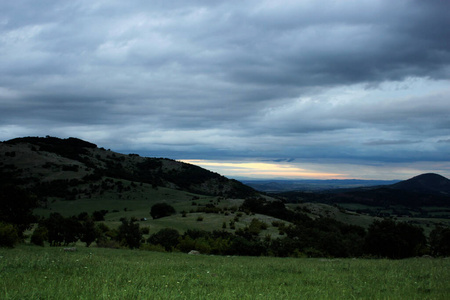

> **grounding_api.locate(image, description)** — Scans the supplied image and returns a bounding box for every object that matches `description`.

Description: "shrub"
[150,203,176,219]
[80,219,98,247]
[429,227,450,257]
[116,218,142,249]
[96,238,121,249]
[92,210,108,221]
[140,227,150,235]
[140,244,166,252]
[364,219,426,259]
[0,185,37,238]
[31,225,48,246]
[148,228,180,251]
[0,222,19,248]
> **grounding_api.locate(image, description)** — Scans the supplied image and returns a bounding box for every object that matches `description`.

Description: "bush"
[364,219,426,259]
[0,222,19,248]
[150,203,176,219]
[0,185,38,238]
[140,227,150,235]
[80,219,98,247]
[140,243,167,252]
[96,238,121,249]
[31,225,48,246]
[148,228,180,251]
[429,227,450,257]
[92,210,108,221]
[116,218,142,249]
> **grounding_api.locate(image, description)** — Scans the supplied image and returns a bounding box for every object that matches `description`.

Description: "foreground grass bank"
[1,246,449,299]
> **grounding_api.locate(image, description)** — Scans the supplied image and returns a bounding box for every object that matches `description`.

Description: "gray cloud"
[363,140,420,146]
[1,0,450,178]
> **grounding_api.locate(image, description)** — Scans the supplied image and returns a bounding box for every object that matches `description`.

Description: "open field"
[32,184,286,237]
[1,245,449,299]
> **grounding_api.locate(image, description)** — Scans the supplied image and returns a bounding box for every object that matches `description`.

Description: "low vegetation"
[1,245,449,300]
[2,182,450,259]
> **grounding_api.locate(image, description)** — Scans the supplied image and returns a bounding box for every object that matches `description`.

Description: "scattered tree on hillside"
[150,203,176,219]
[92,210,108,221]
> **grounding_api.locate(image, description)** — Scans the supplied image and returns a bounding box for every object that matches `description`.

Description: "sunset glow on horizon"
[1,1,449,180]
[181,159,346,179]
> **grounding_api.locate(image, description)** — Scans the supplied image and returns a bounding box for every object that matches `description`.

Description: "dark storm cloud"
[1,0,449,178]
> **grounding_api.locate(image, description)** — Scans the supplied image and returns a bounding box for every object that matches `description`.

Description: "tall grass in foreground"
[1,245,449,299]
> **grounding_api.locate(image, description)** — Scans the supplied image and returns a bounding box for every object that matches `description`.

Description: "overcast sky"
[1,0,450,180]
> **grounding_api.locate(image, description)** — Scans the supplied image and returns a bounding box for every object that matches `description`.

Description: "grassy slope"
[33,182,286,237]
[5,139,448,236]
[1,245,449,299]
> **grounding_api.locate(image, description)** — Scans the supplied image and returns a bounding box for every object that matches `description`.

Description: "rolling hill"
[2,136,450,258]
[270,173,450,224]
[0,136,256,200]
[390,173,450,195]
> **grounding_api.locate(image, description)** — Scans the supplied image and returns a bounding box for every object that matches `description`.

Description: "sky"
[1,0,450,180]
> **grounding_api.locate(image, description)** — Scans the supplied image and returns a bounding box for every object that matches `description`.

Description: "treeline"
[1,184,450,258]
[29,213,143,249]
[276,187,450,209]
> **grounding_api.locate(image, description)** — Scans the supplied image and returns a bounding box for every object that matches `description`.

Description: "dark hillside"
[274,174,450,212]
[0,136,256,199]
[390,173,450,195]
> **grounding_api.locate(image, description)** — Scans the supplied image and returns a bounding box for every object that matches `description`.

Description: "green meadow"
[1,245,449,299]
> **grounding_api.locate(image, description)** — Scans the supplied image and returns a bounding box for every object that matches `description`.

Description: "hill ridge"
[0,136,256,199]
[390,173,450,195]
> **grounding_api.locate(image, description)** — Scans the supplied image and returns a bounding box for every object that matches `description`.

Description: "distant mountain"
[274,173,450,209]
[0,136,256,199]
[242,179,400,192]
[390,173,450,195]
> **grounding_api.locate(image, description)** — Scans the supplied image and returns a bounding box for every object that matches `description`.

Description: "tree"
[80,219,98,247]
[62,216,82,245]
[42,213,83,246]
[364,219,426,258]
[31,225,48,246]
[148,228,180,251]
[429,227,450,257]
[116,218,142,249]
[92,210,108,221]
[0,222,19,247]
[43,213,65,246]
[0,185,38,238]
[150,203,176,219]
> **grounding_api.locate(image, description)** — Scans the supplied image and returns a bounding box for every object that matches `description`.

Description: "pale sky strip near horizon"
[1,0,450,180]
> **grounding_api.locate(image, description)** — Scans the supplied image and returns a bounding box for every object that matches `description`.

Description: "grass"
[33,184,284,236]
[1,245,449,299]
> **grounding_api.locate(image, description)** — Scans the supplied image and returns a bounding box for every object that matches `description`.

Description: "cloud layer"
[1,0,450,179]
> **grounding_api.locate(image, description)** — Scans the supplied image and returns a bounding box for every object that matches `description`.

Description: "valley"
[1,136,450,259]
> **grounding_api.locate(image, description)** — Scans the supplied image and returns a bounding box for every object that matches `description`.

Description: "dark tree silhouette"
[364,219,426,258]
[150,203,176,219]
[117,218,142,249]
[0,185,38,238]
[148,228,180,251]
[429,227,450,257]
[80,219,98,247]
